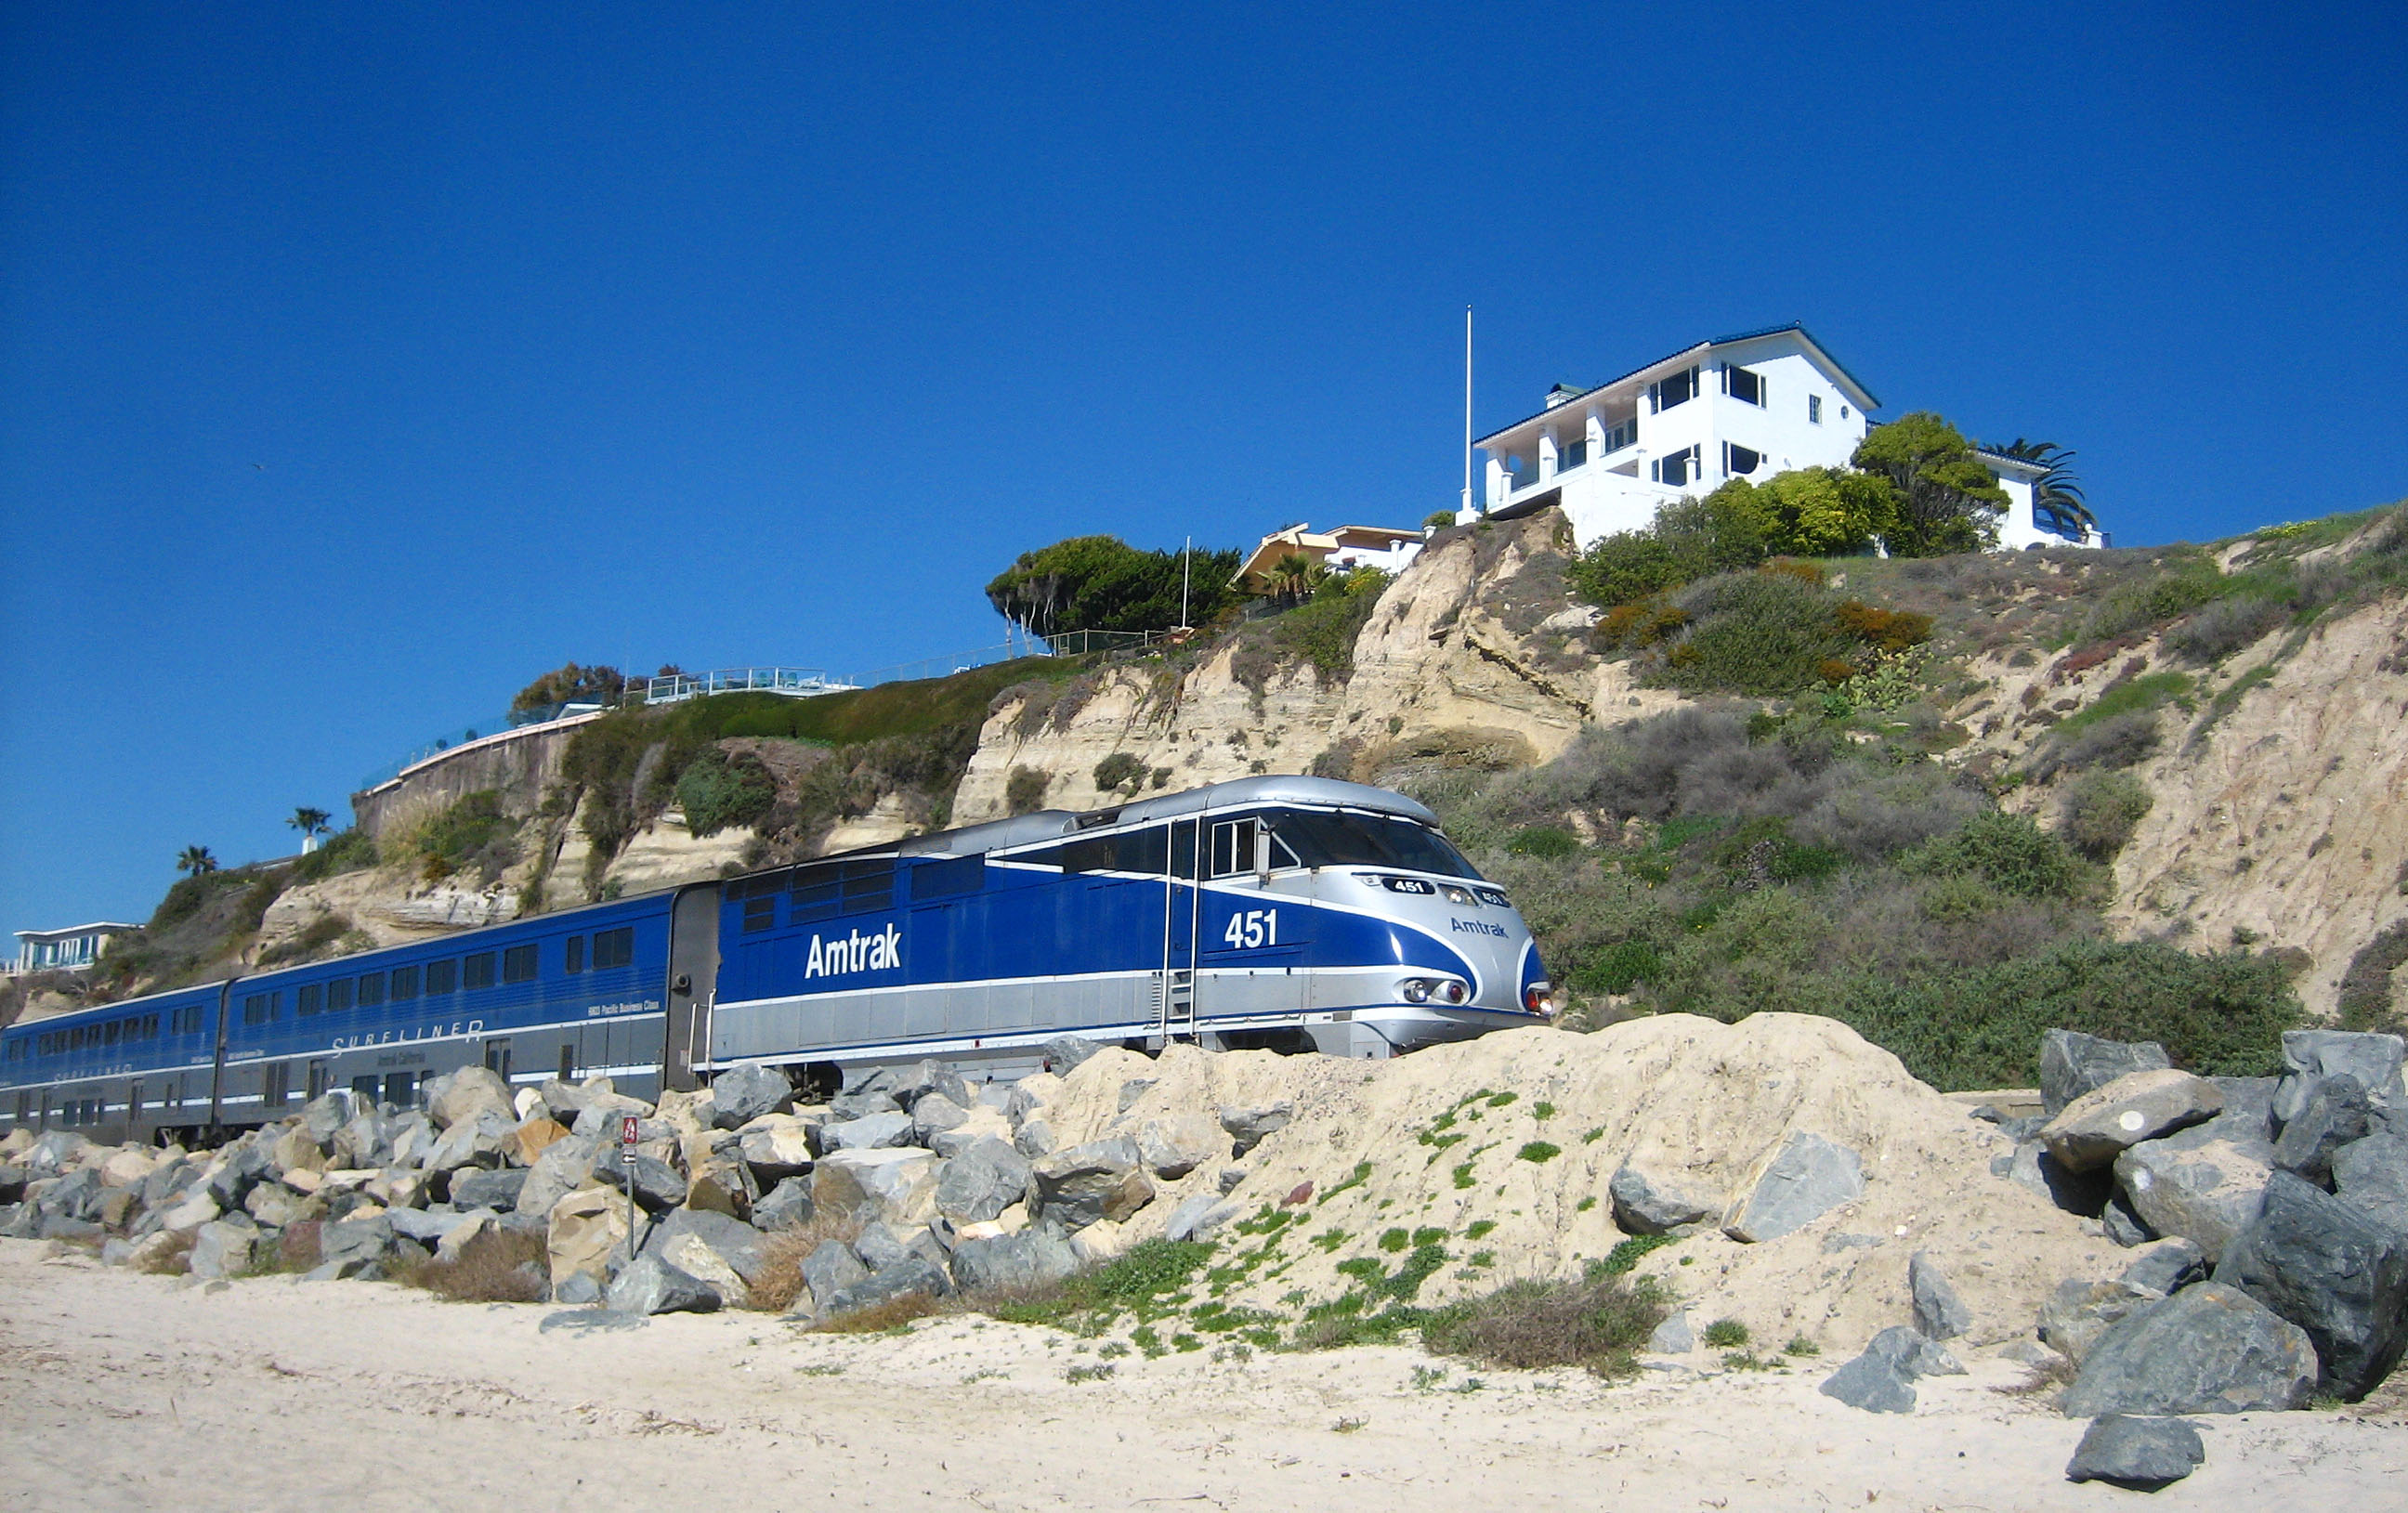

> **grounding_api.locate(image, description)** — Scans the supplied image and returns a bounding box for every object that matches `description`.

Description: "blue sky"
[4,2,2402,936]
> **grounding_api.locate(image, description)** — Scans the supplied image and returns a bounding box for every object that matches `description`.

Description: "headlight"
[1441,884,1474,906]
[1441,981,1468,1005]
[1400,979,1433,1004]
[1525,983,1555,1015]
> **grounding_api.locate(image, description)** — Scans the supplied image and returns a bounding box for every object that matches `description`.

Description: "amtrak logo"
[1451,917,1510,938]
[805,923,902,978]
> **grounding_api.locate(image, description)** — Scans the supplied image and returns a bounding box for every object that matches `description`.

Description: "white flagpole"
[1461,306,1474,519]
[1180,535,1192,630]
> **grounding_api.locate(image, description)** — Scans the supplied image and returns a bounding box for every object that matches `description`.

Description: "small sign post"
[619,1114,640,1271]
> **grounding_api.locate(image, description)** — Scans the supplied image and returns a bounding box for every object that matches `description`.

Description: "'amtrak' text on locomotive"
[805,923,902,979]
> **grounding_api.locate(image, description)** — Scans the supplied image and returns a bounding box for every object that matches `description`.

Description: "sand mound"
[1034,1015,2123,1352]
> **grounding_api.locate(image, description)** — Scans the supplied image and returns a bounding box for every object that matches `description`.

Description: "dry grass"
[745,1210,864,1312]
[807,1293,938,1334]
[135,1231,196,1275]
[1419,1272,1671,1379]
[1997,1349,2079,1399]
[396,1226,548,1304]
[273,1220,322,1273]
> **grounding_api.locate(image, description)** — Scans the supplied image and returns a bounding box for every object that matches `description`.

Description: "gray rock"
[709,1063,796,1129]
[2204,1076,2280,1146]
[36,1214,105,1243]
[1029,1138,1153,1232]
[1818,1350,1916,1413]
[301,1089,360,1146]
[2114,1137,2272,1263]
[2041,1030,2171,1117]
[2061,1282,2317,1415]
[793,1239,870,1318]
[1218,1167,1247,1195]
[752,1176,816,1233]
[2065,1415,2205,1489]
[817,1111,918,1154]
[2272,1074,2372,1183]
[2043,1277,2170,1368]
[1012,1119,1056,1159]
[189,1215,265,1280]
[551,1271,603,1306]
[424,1107,517,1173]
[1163,1193,1240,1243]
[1041,1036,1104,1076]
[829,1089,903,1121]
[1117,1078,1158,1115]
[854,1220,946,1274]
[596,1154,688,1213]
[449,1167,530,1211]
[2103,1191,2156,1247]
[2041,1070,2224,1173]
[99,1237,136,1267]
[949,1225,1080,1294]
[2273,1030,2405,1127]
[425,1064,515,1129]
[1722,1132,1865,1243]
[2332,1132,2408,1234]
[909,1094,970,1148]
[818,1254,950,1317]
[1218,1102,1293,1157]
[39,1168,103,1224]
[388,1207,477,1246]
[318,1214,398,1273]
[811,1147,940,1227]
[23,1130,93,1178]
[1646,1311,1695,1353]
[734,1115,818,1183]
[515,1130,603,1216]
[205,1141,274,1209]
[2120,1238,2209,1298]
[1609,1164,1719,1235]
[603,1253,721,1315]
[1908,1252,1971,1340]
[2214,1168,2408,1400]
[646,1207,771,1287]
[2006,1140,2115,1216]
[935,1136,1031,1225]
[1865,1325,1964,1378]
[889,1060,974,1114]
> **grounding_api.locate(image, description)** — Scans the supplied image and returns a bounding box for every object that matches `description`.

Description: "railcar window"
[172,1006,203,1036]
[426,959,457,995]
[465,953,497,989]
[592,928,634,970]
[502,945,538,984]
[564,936,585,973]
[390,965,420,1000]
[909,854,985,900]
[242,992,277,1026]
[1270,812,1481,880]
[297,984,323,1016]
[791,864,842,920]
[742,897,776,933]
[1061,836,1115,873]
[327,978,354,1013]
[1206,818,1301,879]
[842,860,895,911]
[1060,826,1170,876]
[357,972,386,1008]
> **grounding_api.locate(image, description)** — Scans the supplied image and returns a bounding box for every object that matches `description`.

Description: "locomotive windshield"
[1269,810,1481,880]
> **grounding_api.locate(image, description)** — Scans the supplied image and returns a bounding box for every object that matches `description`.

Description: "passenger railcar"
[0,776,1551,1141]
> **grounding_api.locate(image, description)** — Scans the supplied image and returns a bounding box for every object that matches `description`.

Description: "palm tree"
[176,845,217,877]
[1992,438,2096,541]
[288,806,332,851]
[1262,551,1328,607]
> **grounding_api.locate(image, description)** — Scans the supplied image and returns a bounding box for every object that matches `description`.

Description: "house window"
[1647,367,1698,413]
[1724,443,1762,476]
[1808,394,1823,424]
[1722,365,1764,407]
[502,945,539,984]
[592,928,635,971]
[1651,446,1701,488]
[1558,439,1588,471]
[1839,404,1850,420]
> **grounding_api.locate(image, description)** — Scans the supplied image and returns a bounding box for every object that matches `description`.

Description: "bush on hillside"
[1093,751,1146,796]
[1590,567,1932,698]
[2166,593,2291,664]
[397,791,519,883]
[2060,770,2153,861]
[675,747,779,837]
[1904,811,2088,901]
[1850,411,2008,556]
[1005,767,1050,815]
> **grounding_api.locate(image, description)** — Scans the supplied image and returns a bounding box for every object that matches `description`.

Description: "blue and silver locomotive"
[0,776,1553,1143]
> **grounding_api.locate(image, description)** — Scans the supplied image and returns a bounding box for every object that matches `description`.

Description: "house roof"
[1475,322,1881,447]
[14,922,141,945]
[1971,448,2049,478]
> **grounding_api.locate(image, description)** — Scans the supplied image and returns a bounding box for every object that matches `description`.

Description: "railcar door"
[1158,818,1202,1042]
[664,885,722,1092]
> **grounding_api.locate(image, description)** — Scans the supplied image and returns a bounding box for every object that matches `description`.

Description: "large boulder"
[792,1239,870,1319]
[425,1065,516,1130]
[244,1182,324,1230]
[511,1116,569,1167]
[2120,1237,2210,1298]
[752,1176,815,1233]
[205,1141,274,1209]
[1132,1115,1221,1180]
[516,1131,603,1216]
[644,1208,769,1309]
[1163,1193,1241,1244]
[425,1108,519,1174]
[812,1147,940,1227]
[935,1137,1031,1225]
[817,1255,950,1319]
[950,1225,1080,1295]
[1865,1324,1964,1378]
[2214,1169,2408,1400]
[1218,1102,1293,1157]
[2065,1415,2205,1491]
[2002,1140,2115,1216]
[1722,1132,1865,1243]
[889,1059,974,1114]
[910,1094,971,1148]
[2273,1030,2405,1128]
[2041,1278,2151,1365]
[1610,1164,1721,1235]
[817,1111,918,1154]
[188,1215,266,1280]
[595,1154,688,1214]
[2271,1075,2372,1183]
[1041,1036,1104,1076]
[1029,1138,1154,1232]
[2061,1283,2318,1416]
[1818,1350,1915,1413]
[604,1253,721,1315]
[855,1220,948,1275]
[828,1088,903,1121]
[708,1063,796,1129]
[2332,1132,2408,1234]
[2040,1070,2223,1173]
[735,1115,818,1185]
[1907,1252,1971,1340]
[301,1089,359,1146]
[2041,1031,2171,1117]
[546,1186,641,1291]
[2113,1136,2272,1263]
[317,1213,399,1275]
[450,1167,530,1211]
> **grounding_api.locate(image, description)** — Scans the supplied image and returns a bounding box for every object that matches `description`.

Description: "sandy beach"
[3,1240,2398,1513]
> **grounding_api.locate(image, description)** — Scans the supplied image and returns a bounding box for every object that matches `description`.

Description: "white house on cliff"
[1473,323,2100,551]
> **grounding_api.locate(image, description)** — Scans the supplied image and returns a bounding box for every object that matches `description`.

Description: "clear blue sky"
[4,3,2402,937]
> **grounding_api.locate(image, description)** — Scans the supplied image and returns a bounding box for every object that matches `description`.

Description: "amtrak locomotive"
[0,776,1553,1145]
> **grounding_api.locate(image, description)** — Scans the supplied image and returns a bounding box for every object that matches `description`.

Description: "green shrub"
[1093,751,1145,795]
[2336,921,2408,1033]
[1504,825,1580,859]
[2061,771,2153,860]
[1702,1318,1750,1348]
[674,747,779,837]
[1659,571,1866,697]
[400,791,519,882]
[1906,812,2087,900]
[1517,1141,1561,1164]
[1419,1272,1669,1379]
[291,828,377,884]
[1004,767,1050,815]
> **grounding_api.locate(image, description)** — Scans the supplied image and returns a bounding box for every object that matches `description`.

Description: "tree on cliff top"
[1852,412,2009,556]
[986,536,1242,640]
[510,662,626,717]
